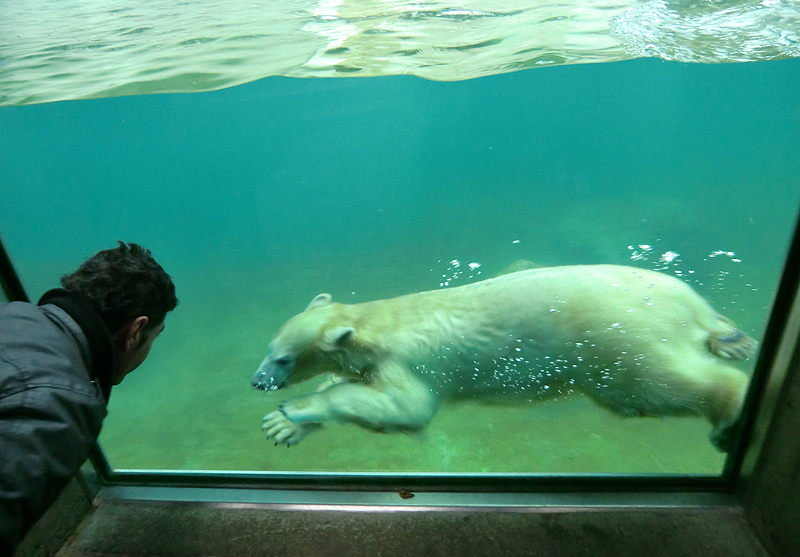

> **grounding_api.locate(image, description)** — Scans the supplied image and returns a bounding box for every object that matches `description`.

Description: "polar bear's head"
[251,293,358,391]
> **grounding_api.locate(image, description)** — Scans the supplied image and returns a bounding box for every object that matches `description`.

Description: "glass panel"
[2,5,799,477]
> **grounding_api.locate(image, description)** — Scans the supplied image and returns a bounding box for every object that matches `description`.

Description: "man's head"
[60,242,178,383]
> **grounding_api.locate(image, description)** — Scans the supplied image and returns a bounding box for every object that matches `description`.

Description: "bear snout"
[251,359,288,391]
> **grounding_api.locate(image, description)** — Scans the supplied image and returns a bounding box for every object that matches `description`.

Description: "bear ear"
[306,293,332,311]
[321,326,355,351]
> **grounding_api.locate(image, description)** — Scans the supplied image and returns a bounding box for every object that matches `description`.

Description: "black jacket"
[0,290,114,554]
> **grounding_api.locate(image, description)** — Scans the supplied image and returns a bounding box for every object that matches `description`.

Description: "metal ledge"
[94,483,739,511]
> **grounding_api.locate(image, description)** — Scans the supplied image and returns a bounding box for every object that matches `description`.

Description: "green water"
[1,58,799,474]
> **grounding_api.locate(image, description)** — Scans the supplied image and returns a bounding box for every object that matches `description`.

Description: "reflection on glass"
[1,4,799,477]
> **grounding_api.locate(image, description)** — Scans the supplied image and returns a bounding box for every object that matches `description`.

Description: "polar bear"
[252,264,755,451]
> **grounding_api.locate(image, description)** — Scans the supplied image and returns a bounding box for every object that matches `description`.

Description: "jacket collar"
[38,288,115,402]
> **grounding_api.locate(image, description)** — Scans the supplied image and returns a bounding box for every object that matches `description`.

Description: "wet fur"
[253,264,755,451]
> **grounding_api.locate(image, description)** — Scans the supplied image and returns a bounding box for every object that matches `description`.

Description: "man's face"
[113,319,165,384]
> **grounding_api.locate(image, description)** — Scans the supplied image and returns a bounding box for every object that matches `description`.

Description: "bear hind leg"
[583,356,749,452]
[699,363,749,452]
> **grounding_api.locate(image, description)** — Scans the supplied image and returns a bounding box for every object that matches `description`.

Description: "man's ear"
[321,326,355,351]
[124,316,150,348]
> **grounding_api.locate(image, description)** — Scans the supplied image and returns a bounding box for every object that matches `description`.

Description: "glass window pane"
[2,55,798,476]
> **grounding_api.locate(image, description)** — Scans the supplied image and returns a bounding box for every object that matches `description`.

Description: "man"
[0,242,178,554]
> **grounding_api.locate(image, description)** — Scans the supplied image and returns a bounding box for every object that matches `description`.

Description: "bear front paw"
[262,410,320,446]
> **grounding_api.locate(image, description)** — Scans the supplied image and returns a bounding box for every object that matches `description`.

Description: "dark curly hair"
[60,242,178,333]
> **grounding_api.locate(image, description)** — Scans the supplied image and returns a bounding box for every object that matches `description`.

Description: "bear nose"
[251,358,287,391]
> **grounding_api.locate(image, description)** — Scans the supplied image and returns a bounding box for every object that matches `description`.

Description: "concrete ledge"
[57,500,768,557]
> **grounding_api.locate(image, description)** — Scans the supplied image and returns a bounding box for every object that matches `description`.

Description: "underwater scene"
[1,1,800,476]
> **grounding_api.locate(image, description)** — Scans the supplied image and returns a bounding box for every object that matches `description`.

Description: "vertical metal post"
[0,233,29,302]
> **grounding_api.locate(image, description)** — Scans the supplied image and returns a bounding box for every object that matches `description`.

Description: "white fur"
[255,264,753,450]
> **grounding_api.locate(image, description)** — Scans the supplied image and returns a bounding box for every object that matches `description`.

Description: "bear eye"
[274,356,293,367]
